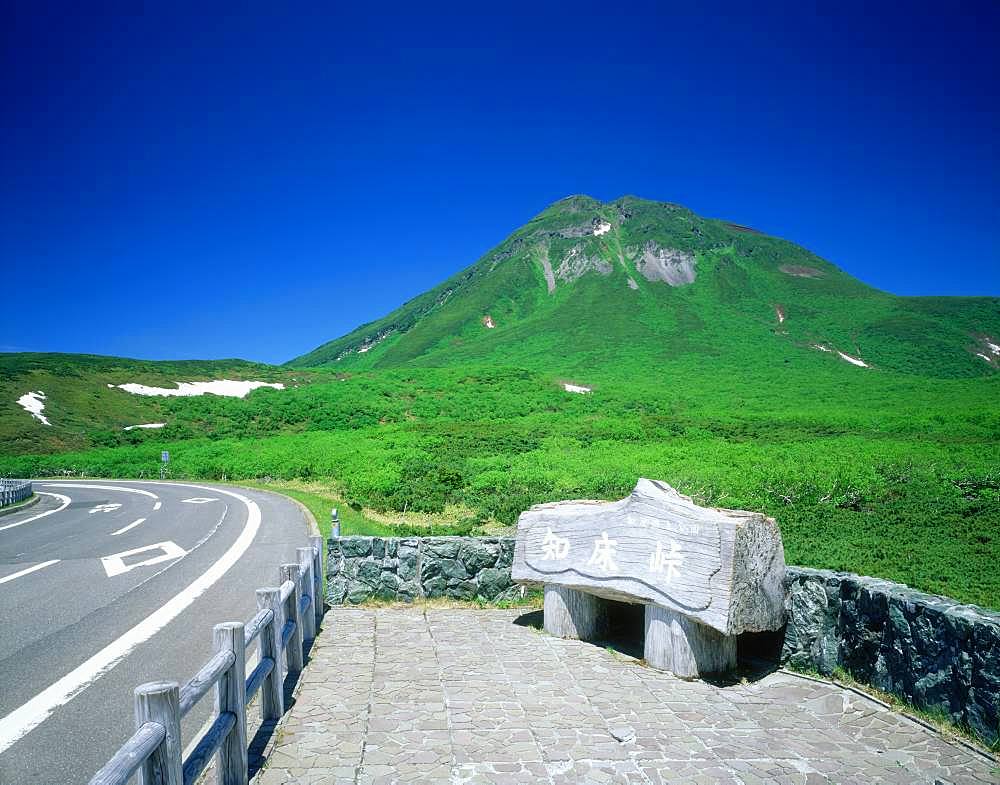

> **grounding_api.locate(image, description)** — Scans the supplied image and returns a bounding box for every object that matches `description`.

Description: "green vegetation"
[1,196,997,608]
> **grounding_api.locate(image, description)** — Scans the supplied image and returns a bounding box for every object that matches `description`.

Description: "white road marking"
[182,497,218,504]
[0,492,71,533]
[0,560,60,586]
[0,483,260,753]
[153,501,162,511]
[89,503,122,515]
[42,483,159,501]
[101,541,186,577]
[110,518,146,536]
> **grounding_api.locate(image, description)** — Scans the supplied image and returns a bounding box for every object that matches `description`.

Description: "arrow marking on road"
[101,541,186,576]
[89,503,122,514]
[182,497,218,504]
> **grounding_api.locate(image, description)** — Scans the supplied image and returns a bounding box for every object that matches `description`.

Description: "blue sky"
[2,2,997,364]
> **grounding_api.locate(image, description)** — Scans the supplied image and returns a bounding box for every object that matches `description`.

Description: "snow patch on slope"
[116,380,284,398]
[17,390,50,425]
[482,315,496,329]
[837,351,869,368]
[775,305,785,324]
[124,423,166,431]
[563,383,592,394]
[593,221,612,236]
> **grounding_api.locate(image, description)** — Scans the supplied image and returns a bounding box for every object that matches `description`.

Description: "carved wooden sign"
[512,478,786,636]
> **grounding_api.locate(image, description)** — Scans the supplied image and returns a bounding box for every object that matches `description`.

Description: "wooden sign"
[512,478,786,636]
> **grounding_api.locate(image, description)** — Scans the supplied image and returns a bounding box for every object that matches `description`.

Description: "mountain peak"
[289,198,1000,379]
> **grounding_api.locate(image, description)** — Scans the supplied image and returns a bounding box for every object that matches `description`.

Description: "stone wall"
[326,536,518,605]
[783,567,1000,744]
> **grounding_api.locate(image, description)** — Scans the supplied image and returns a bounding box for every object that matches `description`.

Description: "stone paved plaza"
[256,608,998,785]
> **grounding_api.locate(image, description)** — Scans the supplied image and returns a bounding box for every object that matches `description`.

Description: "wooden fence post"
[213,622,247,785]
[281,563,304,673]
[310,535,324,630]
[255,588,284,720]
[297,546,316,641]
[134,681,182,785]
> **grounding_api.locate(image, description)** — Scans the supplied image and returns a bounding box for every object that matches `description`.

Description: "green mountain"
[1,196,998,607]
[290,195,1000,379]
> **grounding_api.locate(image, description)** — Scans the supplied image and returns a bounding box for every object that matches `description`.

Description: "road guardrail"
[88,534,325,785]
[0,478,32,508]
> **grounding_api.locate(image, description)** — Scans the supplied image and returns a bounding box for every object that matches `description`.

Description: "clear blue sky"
[2,2,997,364]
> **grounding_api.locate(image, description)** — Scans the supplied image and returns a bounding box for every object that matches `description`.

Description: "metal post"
[280,564,304,674]
[331,507,340,537]
[255,588,284,720]
[213,622,247,785]
[134,681,182,785]
[310,535,324,630]
[297,547,316,641]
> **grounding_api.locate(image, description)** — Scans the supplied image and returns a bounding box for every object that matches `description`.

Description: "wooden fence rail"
[89,534,325,785]
[0,478,32,507]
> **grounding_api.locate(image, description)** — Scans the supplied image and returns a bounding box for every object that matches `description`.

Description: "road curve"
[0,480,313,785]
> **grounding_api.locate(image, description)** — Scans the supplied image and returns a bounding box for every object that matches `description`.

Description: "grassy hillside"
[1,196,997,607]
[0,353,301,455]
[2,361,997,607]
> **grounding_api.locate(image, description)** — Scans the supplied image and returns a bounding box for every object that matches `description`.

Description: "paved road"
[0,480,313,785]
[261,608,999,785]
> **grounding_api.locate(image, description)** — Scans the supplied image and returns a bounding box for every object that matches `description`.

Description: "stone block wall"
[783,566,1000,744]
[326,536,518,605]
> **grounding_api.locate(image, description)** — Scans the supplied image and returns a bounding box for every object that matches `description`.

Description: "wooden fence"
[0,478,32,507]
[89,535,325,785]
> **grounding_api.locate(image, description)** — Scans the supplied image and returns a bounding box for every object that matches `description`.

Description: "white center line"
[152,501,162,511]
[0,560,60,586]
[110,518,146,536]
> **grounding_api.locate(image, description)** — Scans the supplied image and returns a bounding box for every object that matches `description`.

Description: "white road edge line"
[0,560,60,586]
[110,518,146,536]
[0,492,71,533]
[0,482,261,754]
[42,483,159,501]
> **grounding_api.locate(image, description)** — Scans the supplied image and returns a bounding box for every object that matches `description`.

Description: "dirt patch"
[780,265,824,279]
[556,245,613,283]
[634,242,696,286]
[536,244,556,294]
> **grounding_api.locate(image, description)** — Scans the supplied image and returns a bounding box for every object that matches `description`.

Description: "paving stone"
[251,607,998,785]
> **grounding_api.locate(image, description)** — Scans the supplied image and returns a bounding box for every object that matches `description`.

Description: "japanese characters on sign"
[536,527,684,583]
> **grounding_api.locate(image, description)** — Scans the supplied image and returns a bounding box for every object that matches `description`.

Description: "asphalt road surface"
[0,480,313,785]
